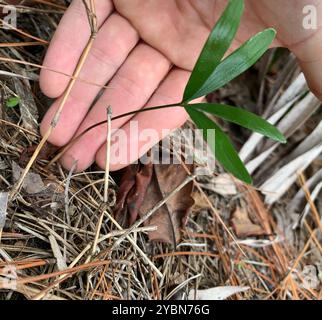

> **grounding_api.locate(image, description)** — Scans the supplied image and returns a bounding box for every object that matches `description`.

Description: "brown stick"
[10,0,98,199]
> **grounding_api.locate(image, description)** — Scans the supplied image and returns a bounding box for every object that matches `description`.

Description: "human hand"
[39,0,322,172]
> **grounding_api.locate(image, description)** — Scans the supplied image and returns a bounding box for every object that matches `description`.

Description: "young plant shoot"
[181,0,286,184]
[58,0,286,184]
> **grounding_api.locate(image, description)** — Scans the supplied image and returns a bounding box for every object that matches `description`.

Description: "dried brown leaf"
[231,208,266,238]
[114,163,153,226]
[114,163,194,244]
[12,161,46,194]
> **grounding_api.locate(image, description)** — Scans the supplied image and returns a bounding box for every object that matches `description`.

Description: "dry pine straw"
[0,0,321,300]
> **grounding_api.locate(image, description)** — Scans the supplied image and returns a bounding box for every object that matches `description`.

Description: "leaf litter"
[0,1,321,300]
[115,163,194,244]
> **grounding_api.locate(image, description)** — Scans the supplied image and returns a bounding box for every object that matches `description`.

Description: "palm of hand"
[40,0,322,172]
[115,0,321,67]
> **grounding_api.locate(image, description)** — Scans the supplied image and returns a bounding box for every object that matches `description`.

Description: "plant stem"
[47,102,184,166]
[103,106,112,203]
[111,102,183,121]
[88,107,113,261]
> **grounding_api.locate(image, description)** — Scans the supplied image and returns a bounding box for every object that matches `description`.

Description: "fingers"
[291,30,322,100]
[40,13,139,146]
[95,69,194,171]
[60,44,171,171]
[114,0,211,71]
[40,0,113,98]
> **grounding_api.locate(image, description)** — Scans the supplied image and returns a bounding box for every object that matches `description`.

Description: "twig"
[0,259,111,288]
[64,160,78,226]
[104,106,112,203]
[90,107,112,258]
[297,172,322,232]
[10,0,98,199]
[0,56,112,90]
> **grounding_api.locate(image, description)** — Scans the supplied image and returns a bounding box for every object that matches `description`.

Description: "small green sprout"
[6,96,20,108]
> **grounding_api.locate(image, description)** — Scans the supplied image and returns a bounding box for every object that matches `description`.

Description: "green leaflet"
[186,107,252,184]
[186,28,276,101]
[183,0,244,102]
[190,103,286,143]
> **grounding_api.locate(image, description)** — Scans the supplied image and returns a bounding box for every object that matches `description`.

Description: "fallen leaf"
[12,161,46,194]
[114,163,153,226]
[139,164,194,244]
[210,174,237,196]
[241,185,272,235]
[234,237,280,248]
[48,235,67,271]
[231,207,266,238]
[261,144,322,205]
[188,286,250,300]
[114,163,194,244]
[293,265,321,290]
